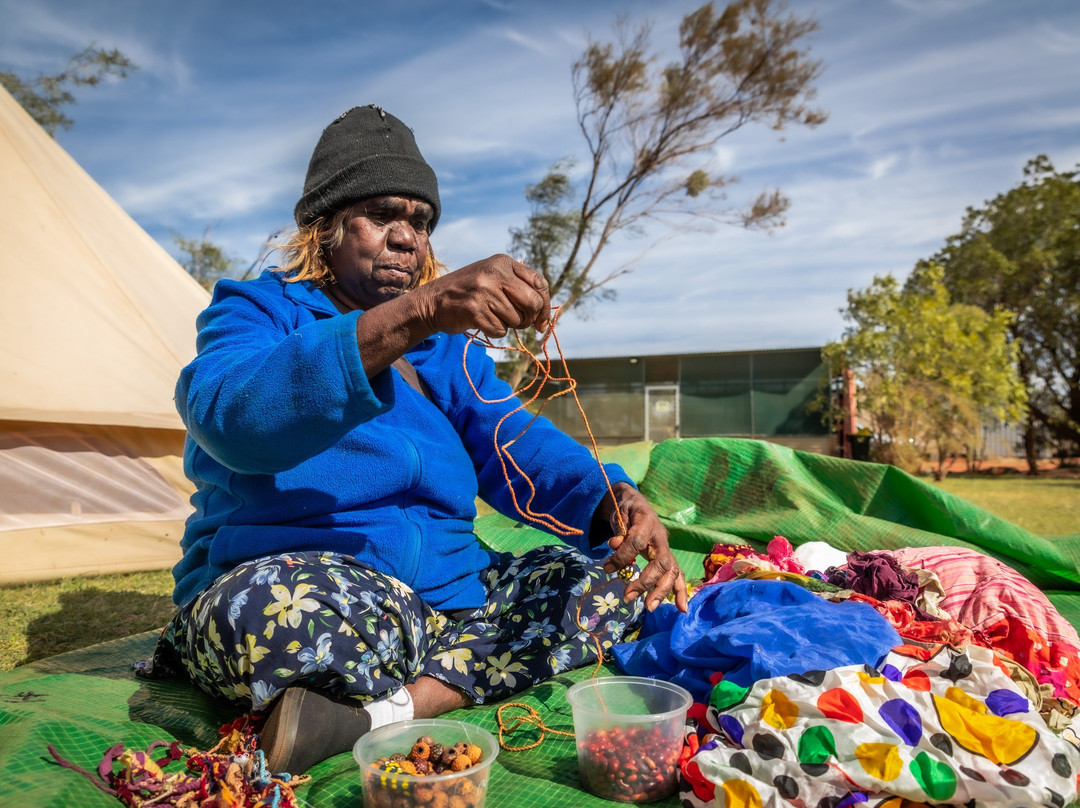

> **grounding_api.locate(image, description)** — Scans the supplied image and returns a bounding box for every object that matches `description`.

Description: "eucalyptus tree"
[506,0,826,382]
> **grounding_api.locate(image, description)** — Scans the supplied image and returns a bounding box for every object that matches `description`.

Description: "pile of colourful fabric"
[47,717,310,808]
[614,538,1080,807]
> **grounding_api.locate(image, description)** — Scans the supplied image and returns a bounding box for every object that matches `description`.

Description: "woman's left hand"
[599,483,689,613]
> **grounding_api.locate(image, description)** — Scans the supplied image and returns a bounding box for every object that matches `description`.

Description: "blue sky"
[3,0,1078,357]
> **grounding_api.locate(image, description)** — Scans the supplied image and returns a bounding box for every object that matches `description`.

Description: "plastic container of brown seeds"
[353,718,499,808]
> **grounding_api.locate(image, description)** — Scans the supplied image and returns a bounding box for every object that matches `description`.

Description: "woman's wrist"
[353,286,438,377]
[595,482,634,528]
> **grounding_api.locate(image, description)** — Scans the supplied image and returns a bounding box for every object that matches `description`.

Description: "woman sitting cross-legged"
[155,104,688,775]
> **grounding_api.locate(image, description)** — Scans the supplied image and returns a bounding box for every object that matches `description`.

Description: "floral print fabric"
[162,546,643,710]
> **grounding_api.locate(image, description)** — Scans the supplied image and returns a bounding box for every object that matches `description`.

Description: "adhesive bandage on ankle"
[364,687,415,729]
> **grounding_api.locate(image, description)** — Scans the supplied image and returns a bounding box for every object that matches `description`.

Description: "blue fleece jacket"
[172,270,632,609]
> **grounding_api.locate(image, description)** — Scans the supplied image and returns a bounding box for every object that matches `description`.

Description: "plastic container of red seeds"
[353,718,498,808]
[566,677,692,803]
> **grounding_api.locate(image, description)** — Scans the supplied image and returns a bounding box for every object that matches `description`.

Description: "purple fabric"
[827,551,935,620]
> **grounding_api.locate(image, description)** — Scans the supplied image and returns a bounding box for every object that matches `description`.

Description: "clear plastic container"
[353,718,499,808]
[566,676,692,803]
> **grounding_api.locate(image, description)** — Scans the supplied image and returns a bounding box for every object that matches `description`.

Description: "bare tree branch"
[503,0,825,384]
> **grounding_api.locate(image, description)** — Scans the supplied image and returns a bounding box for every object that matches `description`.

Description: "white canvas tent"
[0,84,210,584]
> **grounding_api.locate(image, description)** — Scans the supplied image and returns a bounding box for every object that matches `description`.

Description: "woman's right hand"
[417,255,551,337]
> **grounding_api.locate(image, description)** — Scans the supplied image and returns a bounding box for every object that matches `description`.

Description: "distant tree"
[1,45,137,136]
[824,266,1025,480]
[505,0,826,382]
[908,156,1080,473]
[173,229,239,291]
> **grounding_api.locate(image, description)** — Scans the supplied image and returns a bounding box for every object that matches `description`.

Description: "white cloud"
[887,0,988,16]
[0,2,191,87]
[489,25,553,56]
[0,3,97,63]
[110,124,311,221]
[434,215,522,267]
[1034,24,1080,54]
[711,145,737,173]
[869,153,900,180]
[4,0,1076,359]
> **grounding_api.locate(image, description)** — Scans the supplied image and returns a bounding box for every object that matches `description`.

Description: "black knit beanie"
[294,104,441,231]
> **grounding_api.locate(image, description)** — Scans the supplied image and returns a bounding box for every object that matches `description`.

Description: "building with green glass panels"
[514,346,835,454]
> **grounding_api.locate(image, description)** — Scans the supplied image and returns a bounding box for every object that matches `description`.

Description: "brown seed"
[457,779,478,800]
[465,743,483,764]
[450,754,472,772]
[411,741,432,761]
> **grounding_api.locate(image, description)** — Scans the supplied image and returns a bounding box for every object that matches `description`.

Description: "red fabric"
[678,732,717,804]
[702,536,805,585]
[891,546,1080,702]
[980,614,1080,703]
[817,688,864,723]
[845,592,977,647]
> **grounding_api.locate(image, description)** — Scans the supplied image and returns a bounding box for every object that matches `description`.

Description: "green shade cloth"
[3,437,1077,807]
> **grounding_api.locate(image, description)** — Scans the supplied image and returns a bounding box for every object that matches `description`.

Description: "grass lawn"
[933,475,1079,537]
[0,569,174,673]
[2,475,1076,674]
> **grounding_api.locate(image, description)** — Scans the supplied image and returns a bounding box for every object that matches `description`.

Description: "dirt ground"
[920,456,1080,478]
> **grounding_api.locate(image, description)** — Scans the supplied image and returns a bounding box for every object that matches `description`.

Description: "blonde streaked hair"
[273,203,443,287]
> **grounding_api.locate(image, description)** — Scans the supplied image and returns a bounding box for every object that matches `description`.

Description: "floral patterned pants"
[162,545,644,711]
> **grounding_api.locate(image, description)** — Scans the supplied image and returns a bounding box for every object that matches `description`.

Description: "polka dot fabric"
[680,644,1080,808]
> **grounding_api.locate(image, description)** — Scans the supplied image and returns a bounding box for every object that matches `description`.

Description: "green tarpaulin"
[4,438,1078,807]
